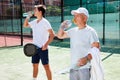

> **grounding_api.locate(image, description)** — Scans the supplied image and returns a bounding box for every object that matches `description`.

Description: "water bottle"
[27,11,34,16]
[65,20,72,28]
[23,11,34,17]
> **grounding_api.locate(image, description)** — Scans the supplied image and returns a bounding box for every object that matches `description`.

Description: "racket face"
[24,43,37,57]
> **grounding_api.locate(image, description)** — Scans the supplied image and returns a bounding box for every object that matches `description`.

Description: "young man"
[23,5,54,80]
[57,7,100,80]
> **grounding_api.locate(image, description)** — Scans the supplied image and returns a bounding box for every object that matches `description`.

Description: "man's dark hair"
[35,5,46,16]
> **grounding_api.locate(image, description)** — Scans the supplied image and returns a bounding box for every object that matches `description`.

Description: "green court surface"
[0,46,120,80]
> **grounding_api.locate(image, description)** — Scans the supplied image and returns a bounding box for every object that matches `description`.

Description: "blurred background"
[0,0,119,53]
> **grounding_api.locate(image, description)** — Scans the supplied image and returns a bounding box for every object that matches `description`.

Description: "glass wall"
[63,0,120,47]
[0,0,119,49]
[105,1,120,46]
[0,0,22,47]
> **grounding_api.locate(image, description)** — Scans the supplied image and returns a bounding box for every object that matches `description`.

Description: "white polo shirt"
[66,25,99,69]
[29,17,52,48]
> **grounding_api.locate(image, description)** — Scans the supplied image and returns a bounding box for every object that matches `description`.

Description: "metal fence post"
[20,0,23,46]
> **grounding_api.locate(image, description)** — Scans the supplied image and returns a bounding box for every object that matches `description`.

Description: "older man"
[57,7,100,80]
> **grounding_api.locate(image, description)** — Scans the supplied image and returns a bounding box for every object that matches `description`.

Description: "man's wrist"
[86,54,92,61]
[86,56,89,61]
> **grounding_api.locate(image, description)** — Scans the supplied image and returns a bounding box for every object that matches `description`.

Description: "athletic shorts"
[32,48,49,65]
[70,68,90,80]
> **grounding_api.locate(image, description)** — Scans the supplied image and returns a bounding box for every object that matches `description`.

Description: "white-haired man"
[57,7,100,80]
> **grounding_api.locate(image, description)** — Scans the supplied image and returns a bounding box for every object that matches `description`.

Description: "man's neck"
[78,24,86,29]
[37,17,42,23]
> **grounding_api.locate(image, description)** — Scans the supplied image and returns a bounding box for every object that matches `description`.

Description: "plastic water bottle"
[27,11,34,16]
[23,11,34,17]
[66,20,72,28]
[60,20,72,30]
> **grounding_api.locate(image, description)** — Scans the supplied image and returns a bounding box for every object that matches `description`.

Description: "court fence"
[0,0,119,53]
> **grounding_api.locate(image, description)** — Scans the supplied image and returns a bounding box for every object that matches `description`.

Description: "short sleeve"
[90,30,99,44]
[66,29,73,37]
[28,19,36,28]
[44,20,52,30]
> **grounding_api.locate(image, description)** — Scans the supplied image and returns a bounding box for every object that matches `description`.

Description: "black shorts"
[32,48,49,65]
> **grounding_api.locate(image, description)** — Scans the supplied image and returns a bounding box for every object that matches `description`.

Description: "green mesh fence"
[63,0,120,49]
[0,0,120,53]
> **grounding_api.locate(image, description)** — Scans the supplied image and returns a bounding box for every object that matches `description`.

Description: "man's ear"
[84,15,88,22]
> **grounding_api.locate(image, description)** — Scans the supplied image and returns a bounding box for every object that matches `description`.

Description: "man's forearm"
[46,33,55,46]
[77,53,92,66]
[57,29,66,39]
[23,18,29,27]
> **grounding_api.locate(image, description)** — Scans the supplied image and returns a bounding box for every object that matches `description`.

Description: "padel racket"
[23,43,38,57]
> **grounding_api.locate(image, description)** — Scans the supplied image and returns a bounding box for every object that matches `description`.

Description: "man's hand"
[92,42,100,49]
[77,54,92,67]
[42,44,48,50]
[77,57,88,66]
[23,11,33,27]
[60,20,72,30]
[26,11,33,19]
